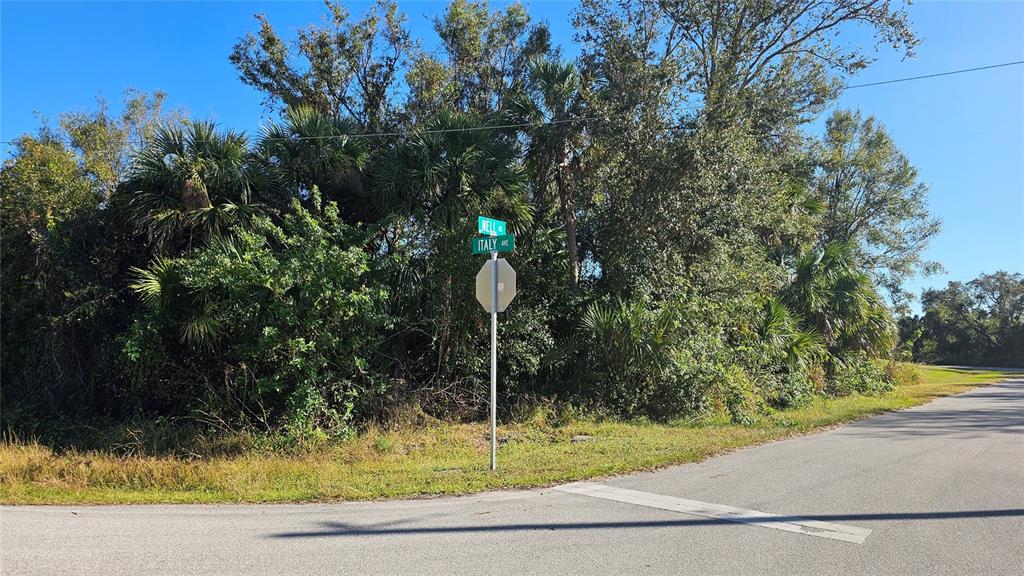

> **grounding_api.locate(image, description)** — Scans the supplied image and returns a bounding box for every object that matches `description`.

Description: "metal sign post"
[472,216,516,471]
[489,249,498,471]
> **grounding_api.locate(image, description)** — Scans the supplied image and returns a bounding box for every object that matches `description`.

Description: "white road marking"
[555,482,872,544]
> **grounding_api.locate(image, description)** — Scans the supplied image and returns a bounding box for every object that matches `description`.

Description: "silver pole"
[490,250,498,471]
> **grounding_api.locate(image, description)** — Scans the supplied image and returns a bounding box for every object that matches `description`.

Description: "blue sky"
[2,1,1022,310]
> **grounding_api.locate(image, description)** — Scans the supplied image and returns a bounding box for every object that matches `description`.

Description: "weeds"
[0,365,1014,504]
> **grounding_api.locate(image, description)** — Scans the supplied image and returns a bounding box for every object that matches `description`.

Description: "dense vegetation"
[900,272,1024,367]
[3,366,1014,504]
[3,0,991,448]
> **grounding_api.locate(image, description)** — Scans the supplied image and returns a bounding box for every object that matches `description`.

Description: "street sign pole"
[474,215,514,471]
[489,250,498,471]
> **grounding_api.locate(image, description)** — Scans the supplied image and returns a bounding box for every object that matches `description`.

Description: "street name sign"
[471,234,515,254]
[475,258,517,313]
[477,216,507,236]
[473,215,515,473]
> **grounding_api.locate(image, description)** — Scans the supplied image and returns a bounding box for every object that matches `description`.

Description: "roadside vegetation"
[2,0,1021,505]
[900,272,1024,367]
[1,365,1016,504]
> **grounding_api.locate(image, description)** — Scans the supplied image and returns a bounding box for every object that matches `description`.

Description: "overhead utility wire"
[2,60,1022,146]
[844,60,1024,89]
[0,116,605,147]
[258,116,607,140]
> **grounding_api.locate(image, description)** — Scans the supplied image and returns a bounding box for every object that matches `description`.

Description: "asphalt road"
[3,378,1023,576]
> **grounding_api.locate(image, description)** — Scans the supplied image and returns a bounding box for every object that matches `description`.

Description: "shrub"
[761,369,817,408]
[122,198,389,436]
[885,361,921,388]
[828,353,894,396]
[574,298,676,417]
[719,366,763,425]
[572,295,769,423]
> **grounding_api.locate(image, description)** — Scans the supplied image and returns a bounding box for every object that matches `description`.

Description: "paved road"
[4,378,1023,576]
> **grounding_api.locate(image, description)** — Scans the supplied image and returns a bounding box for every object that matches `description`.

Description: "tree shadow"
[268,509,1024,539]
[835,380,1024,438]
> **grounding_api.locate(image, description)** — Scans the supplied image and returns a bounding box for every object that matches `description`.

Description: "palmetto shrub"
[124,195,389,436]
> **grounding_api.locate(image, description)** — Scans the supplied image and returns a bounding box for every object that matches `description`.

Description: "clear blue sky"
[2,1,1022,311]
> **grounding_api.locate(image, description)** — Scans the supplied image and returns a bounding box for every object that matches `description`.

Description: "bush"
[122,198,389,436]
[885,361,921,388]
[573,298,677,417]
[827,354,894,396]
[718,366,763,425]
[572,295,772,423]
[760,369,817,408]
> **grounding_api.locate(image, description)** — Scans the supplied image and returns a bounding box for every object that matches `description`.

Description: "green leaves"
[0,136,95,232]
[779,242,897,380]
[760,297,825,371]
[231,0,412,129]
[814,110,941,304]
[129,258,181,310]
[575,298,684,417]
[124,200,389,433]
[374,111,530,231]
[124,121,258,254]
[910,272,1024,366]
[5,1,940,439]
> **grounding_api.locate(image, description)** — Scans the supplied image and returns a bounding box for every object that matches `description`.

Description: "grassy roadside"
[1,365,1017,505]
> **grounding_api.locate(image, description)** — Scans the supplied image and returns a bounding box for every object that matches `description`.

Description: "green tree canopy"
[813,110,941,306]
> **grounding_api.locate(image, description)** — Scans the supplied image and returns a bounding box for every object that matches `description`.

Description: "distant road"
[4,378,1023,576]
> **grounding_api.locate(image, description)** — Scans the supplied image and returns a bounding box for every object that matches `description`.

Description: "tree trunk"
[556,158,579,290]
[181,175,212,211]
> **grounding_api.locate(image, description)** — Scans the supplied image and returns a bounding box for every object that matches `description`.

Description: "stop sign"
[475,259,517,312]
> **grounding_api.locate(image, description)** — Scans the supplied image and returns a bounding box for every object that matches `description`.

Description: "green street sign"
[477,216,507,236]
[472,234,515,254]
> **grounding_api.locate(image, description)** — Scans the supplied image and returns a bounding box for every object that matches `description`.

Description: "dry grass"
[0,364,1016,505]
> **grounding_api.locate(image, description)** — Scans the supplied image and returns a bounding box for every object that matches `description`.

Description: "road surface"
[3,377,1023,575]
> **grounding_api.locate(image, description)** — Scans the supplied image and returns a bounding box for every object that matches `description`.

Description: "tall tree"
[230,0,413,132]
[575,0,919,131]
[122,122,260,254]
[258,105,373,221]
[372,113,531,404]
[406,0,553,120]
[0,96,161,419]
[813,110,940,305]
[0,135,94,233]
[909,272,1024,366]
[58,89,169,200]
[515,58,586,288]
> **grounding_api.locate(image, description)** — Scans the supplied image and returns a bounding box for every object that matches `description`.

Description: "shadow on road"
[841,407,1024,438]
[268,509,1024,539]
[835,380,1024,438]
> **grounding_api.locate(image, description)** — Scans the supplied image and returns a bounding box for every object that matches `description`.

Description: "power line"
[844,60,1024,89]
[258,116,606,140]
[2,60,1022,146]
[0,117,602,146]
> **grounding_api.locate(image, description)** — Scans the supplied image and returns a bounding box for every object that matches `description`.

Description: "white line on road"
[555,482,872,544]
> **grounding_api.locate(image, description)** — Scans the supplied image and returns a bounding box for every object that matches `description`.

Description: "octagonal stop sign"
[475,258,517,312]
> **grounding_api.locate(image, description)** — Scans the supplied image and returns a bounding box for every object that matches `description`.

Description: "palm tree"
[258,106,372,221]
[130,256,218,351]
[373,112,531,233]
[371,112,531,385]
[514,58,585,288]
[781,242,895,356]
[578,298,675,414]
[124,121,259,254]
[759,297,826,371]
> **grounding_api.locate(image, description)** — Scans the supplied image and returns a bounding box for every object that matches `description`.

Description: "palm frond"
[129,258,182,309]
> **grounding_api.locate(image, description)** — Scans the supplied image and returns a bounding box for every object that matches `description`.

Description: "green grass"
[1,364,1017,505]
